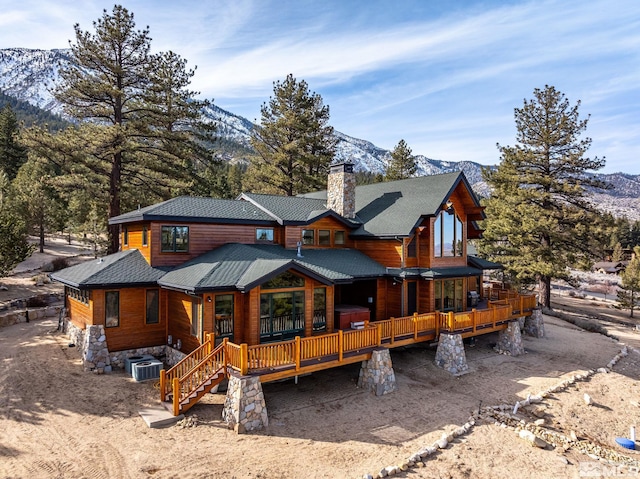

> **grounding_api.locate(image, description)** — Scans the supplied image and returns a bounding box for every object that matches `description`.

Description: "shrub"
[50,257,70,271]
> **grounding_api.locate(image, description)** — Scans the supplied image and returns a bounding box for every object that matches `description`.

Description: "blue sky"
[1,0,639,174]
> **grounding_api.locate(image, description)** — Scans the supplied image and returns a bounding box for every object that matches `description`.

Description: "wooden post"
[338,330,344,363]
[472,309,477,334]
[295,336,301,371]
[413,312,419,340]
[390,317,395,345]
[448,311,454,331]
[160,369,166,402]
[520,294,524,314]
[240,343,248,375]
[376,323,382,346]
[172,377,180,416]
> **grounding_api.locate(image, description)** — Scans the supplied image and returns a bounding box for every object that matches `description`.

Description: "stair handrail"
[160,333,214,401]
[172,341,227,415]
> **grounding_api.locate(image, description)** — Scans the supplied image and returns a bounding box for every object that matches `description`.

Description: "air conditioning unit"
[132,359,163,382]
[125,354,155,375]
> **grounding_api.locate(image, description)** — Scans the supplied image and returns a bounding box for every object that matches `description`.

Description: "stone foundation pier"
[524,308,545,338]
[495,320,525,356]
[222,375,269,434]
[357,348,397,396]
[435,333,469,376]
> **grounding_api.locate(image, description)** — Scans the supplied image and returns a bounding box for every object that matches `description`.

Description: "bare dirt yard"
[1,243,640,479]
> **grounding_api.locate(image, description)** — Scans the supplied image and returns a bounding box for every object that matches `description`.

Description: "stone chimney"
[327,162,356,219]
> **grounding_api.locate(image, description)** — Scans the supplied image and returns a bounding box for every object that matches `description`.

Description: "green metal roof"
[467,255,504,270]
[158,243,387,293]
[421,266,483,280]
[108,196,276,225]
[303,171,482,237]
[50,250,168,289]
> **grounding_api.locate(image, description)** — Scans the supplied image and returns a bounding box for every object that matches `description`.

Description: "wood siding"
[121,223,151,263]
[67,296,93,330]
[149,222,268,267]
[353,238,403,268]
[166,291,200,353]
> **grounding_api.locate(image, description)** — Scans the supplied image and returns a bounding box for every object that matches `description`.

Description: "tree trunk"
[39,215,45,254]
[108,151,122,255]
[538,275,551,309]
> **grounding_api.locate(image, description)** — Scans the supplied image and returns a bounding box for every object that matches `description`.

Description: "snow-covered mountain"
[1,47,638,219]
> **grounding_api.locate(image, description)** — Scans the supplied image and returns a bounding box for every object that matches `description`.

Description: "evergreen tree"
[10,157,68,253]
[0,105,27,180]
[478,86,607,309]
[0,172,34,277]
[617,246,640,318]
[33,5,214,254]
[611,242,624,262]
[249,74,336,196]
[385,139,417,180]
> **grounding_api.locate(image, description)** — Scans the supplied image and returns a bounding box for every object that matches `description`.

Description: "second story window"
[318,230,330,245]
[142,226,148,247]
[302,229,315,245]
[123,226,128,246]
[334,230,345,245]
[256,228,274,242]
[434,210,464,257]
[407,235,417,258]
[161,226,189,252]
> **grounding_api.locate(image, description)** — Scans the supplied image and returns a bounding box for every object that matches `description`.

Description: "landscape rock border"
[362,343,638,479]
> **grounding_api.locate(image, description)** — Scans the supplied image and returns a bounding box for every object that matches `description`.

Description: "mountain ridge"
[1,47,638,219]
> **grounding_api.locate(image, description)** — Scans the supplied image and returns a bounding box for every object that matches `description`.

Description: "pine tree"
[0,105,27,180]
[249,74,336,196]
[478,86,607,309]
[617,246,640,318]
[33,5,214,254]
[10,157,68,253]
[385,139,417,181]
[611,242,624,262]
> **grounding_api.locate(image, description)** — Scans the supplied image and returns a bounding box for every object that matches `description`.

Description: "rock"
[534,419,545,426]
[583,393,593,406]
[597,367,608,374]
[519,430,549,449]
[363,475,373,479]
[436,437,448,449]
[531,406,546,418]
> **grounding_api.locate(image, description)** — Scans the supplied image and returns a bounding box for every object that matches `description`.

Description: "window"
[318,230,331,246]
[434,279,463,312]
[256,228,274,242]
[215,294,234,340]
[260,291,305,341]
[142,226,148,247]
[334,230,345,245]
[313,287,326,332]
[123,226,128,246]
[66,287,90,305]
[302,229,314,245]
[262,271,305,289]
[161,226,189,252]
[434,210,464,257]
[191,299,201,339]
[145,289,159,324]
[105,291,120,328]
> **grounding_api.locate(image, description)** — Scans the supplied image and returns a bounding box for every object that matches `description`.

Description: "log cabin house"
[52,164,536,416]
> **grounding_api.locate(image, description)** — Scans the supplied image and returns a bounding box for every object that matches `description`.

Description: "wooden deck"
[160,292,537,415]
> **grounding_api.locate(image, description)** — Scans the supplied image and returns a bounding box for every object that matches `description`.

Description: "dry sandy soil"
[1,243,640,479]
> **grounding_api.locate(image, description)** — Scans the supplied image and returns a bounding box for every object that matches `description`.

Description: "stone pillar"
[524,308,545,338]
[435,333,469,376]
[357,348,397,396]
[495,320,525,356]
[222,375,269,434]
[82,324,112,373]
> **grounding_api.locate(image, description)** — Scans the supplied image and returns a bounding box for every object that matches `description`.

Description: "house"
[52,164,536,420]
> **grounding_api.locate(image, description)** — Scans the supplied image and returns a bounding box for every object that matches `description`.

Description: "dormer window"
[161,226,189,252]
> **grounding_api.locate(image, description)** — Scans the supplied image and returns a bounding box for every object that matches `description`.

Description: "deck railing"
[162,291,538,413]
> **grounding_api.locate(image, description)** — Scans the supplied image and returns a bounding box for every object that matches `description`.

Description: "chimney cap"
[330,162,354,174]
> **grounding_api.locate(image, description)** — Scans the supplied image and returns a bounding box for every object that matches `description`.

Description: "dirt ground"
[1,243,640,479]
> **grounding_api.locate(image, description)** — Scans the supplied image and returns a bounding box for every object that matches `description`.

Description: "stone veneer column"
[435,333,469,375]
[524,308,545,338]
[82,324,112,373]
[222,375,269,434]
[495,320,525,356]
[357,348,398,396]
